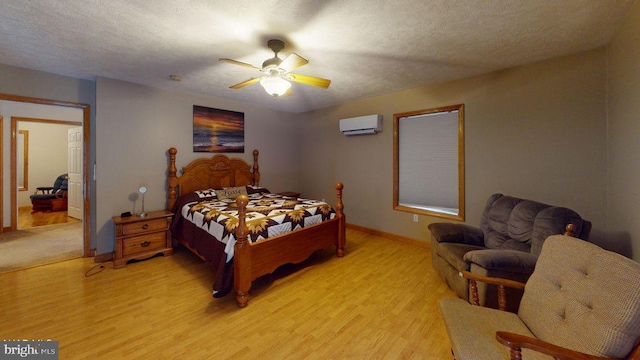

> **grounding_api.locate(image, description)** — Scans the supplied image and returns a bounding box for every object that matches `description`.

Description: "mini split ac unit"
[339,114,383,136]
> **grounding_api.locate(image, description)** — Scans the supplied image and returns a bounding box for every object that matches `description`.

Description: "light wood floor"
[0,228,457,359]
[18,206,81,229]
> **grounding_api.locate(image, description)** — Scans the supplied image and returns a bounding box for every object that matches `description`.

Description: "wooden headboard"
[167,147,260,210]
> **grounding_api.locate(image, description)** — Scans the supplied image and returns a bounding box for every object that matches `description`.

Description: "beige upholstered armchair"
[439,234,640,360]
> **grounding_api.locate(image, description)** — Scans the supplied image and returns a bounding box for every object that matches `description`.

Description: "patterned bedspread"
[170,187,336,297]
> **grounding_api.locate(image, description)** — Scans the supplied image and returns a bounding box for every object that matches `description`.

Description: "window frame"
[393,104,465,221]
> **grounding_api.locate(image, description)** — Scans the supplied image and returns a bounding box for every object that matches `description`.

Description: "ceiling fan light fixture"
[260,74,291,97]
[221,39,328,97]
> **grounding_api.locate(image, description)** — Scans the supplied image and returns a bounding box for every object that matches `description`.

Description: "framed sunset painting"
[193,105,245,153]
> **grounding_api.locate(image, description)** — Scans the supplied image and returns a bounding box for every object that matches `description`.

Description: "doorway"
[0,94,91,259]
[12,117,83,231]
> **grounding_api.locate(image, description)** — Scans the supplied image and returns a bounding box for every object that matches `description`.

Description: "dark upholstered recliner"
[30,174,69,213]
[428,193,591,312]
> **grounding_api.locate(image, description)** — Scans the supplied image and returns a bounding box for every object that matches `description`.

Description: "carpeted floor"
[0,222,83,273]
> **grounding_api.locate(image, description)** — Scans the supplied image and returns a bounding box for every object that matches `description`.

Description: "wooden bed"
[167,147,346,307]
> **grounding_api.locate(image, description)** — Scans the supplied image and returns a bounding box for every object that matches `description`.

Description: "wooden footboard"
[234,182,345,307]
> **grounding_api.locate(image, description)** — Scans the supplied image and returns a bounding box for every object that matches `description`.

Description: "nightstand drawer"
[122,232,167,256]
[121,217,167,236]
[113,210,174,268]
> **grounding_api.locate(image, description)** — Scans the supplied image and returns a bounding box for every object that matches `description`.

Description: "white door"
[67,127,83,220]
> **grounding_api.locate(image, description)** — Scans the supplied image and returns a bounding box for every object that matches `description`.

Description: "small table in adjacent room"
[112,210,174,268]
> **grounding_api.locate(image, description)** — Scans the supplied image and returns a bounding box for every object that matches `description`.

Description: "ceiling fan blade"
[289,73,331,89]
[229,77,261,89]
[279,53,309,73]
[219,58,261,71]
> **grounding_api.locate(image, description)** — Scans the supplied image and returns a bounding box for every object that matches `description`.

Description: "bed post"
[234,194,251,307]
[335,182,346,257]
[252,149,260,187]
[168,148,178,211]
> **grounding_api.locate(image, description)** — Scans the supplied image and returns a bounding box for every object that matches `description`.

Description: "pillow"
[215,186,248,200]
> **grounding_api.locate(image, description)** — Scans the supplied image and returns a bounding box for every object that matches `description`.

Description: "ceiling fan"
[219,39,331,97]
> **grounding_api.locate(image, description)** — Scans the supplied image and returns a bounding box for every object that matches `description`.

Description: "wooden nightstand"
[112,210,174,268]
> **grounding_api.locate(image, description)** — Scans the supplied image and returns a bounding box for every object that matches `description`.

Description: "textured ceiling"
[0,0,634,113]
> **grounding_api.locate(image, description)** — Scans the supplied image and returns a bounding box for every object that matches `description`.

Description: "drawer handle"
[141,241,151,247]
[141,224,149,230]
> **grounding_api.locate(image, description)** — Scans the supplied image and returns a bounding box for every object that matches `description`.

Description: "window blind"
[398,110,459,212]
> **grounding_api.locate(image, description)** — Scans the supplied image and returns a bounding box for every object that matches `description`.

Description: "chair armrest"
[464,250,538,273]
[458,270,526,290]
[495,331,617,360]
[428,223,484,246]
[34,186,54,194]
[459,270,525,311]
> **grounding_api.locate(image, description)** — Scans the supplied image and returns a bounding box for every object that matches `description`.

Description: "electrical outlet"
[413,214,418,222]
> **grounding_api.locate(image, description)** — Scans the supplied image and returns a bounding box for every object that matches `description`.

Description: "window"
[393,104,465,221]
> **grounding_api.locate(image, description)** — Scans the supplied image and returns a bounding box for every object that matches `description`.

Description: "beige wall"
[607,1,640,261]
[299,49,608,249]
[95,78,301,254]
